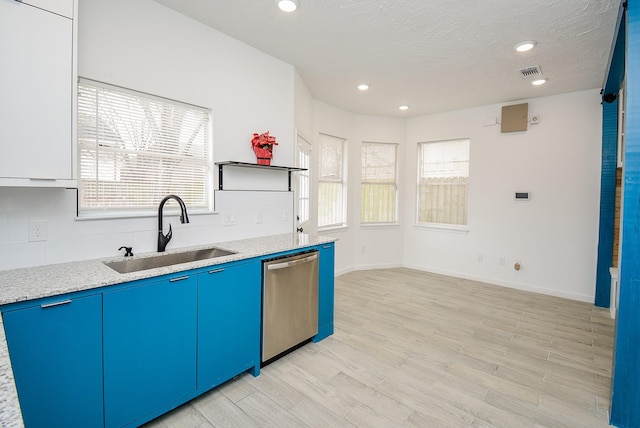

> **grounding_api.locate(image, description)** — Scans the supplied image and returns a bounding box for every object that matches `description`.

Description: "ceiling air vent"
[519,65,543,80]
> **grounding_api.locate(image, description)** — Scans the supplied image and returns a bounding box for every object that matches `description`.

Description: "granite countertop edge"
[0,232,336,428]
[0,233,336,306]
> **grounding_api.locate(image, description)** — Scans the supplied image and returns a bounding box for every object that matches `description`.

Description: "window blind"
[297,137,311,224]
[361,142,398,224]
[77,80,210,215]
[318,133,347,228]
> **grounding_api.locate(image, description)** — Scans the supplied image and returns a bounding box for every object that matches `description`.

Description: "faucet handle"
[157,223,173,252]
[118,246,134,257]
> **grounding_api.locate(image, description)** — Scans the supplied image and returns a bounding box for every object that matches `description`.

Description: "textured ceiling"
[154,0,621,117]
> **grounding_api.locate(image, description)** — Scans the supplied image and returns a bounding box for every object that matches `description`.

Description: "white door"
[295,133,312,234]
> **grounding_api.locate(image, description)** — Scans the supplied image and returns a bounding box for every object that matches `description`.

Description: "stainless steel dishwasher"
[262,251,319,362]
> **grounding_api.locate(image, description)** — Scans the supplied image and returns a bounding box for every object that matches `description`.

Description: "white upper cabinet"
[0,0,76,187]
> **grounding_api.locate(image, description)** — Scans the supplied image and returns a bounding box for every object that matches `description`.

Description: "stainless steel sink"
[103,247,237,274]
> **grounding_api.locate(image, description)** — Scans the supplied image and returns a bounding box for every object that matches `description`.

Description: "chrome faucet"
[158,195,190,252]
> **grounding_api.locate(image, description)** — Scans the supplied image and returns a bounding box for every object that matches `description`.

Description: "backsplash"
[0,187,293,271]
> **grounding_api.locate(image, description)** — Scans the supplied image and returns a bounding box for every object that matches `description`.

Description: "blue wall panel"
[611,1,640,426]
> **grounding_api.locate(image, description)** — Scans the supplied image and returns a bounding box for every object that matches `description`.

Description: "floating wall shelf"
[215,161,307,191]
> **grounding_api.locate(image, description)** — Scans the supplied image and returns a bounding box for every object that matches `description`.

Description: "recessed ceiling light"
[514,41,536,52]
[399,105,409,111]
[531,78,547,86]
[358,84,369,91]
[277,0,299,12]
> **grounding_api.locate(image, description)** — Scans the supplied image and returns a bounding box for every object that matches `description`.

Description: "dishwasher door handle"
[267,253,318,271]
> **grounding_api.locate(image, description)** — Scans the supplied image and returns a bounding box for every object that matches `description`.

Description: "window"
[361,142,398,224]
[297,134,311,224]
[417,138,470,226]
[77,79,210,216]
[318,133,347,228]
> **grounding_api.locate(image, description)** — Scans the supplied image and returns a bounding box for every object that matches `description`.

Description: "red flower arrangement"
[251,131,279,165]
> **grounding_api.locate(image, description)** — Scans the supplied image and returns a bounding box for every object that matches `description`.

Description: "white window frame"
[318,133,348,230]
[296,134,311,225]
[416,138,470,230]
[361,142,399,225]
[618,83,625,168]
[77,79,212,219]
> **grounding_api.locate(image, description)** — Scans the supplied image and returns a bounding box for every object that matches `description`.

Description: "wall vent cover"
[519,65,543,80]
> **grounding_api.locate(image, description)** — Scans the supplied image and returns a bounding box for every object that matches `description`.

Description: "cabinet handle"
[169,275,190,282]
[41,299,72,309]
[208,268,224,274]
[322,245,332,249]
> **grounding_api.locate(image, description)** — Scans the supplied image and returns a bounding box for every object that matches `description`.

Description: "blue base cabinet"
[2,294,104,428]
[197,260,261,389]
[103,274,197,428]
[314,243,335,342]
[1,242,334,427]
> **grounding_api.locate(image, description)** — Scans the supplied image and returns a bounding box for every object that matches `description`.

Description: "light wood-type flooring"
[144,268,615,428]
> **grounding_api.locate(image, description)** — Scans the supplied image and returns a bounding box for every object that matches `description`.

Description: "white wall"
[0,0,296,270]
[312,101,356,275]
[353,115,405,270]
[311,102,406,275]
[294,70,314,143]
[78,0,295,167]
[403,89,602,302]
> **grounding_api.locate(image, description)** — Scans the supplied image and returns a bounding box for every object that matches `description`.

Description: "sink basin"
[104,247,237,274]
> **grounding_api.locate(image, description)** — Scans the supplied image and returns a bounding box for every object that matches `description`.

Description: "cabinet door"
[0,1,72,181]
[103,275,197,428]
[197,261,261,390]
[314,243,335,341]
[2,294,103,428]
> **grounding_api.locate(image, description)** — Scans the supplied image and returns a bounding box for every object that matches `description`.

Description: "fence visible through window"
[418,176,468,224]
[361,142,398,224]
[417,139,469,226]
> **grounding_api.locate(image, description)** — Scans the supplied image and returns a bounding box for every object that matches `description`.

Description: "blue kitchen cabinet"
[314,242,335,342]
[2,294,104,428]
[197,260,261,389]
[103,274,197,428]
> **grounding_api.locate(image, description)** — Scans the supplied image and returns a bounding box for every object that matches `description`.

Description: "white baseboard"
[352,262,403,271]
[334,262,595,303]
[334,263,403,278]
[401,263,594,303]
[334,266,354,277]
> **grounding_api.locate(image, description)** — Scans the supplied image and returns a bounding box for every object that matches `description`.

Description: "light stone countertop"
[0,233,336,428]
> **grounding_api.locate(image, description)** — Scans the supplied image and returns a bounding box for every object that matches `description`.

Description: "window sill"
[414,223,469,233]
[76,209,215,221]
[360,223,401,229]
[318,225,348,233]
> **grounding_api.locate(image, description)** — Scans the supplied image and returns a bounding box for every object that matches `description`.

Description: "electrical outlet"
[223,212,236,226]
[282,210,289,221]
[28,220,48,242]
[499,256,506,265]
[256,211,263,224]
[477,254,483,262]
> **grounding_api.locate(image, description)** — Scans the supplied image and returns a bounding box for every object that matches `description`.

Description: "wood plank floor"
[144,268,615,428]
